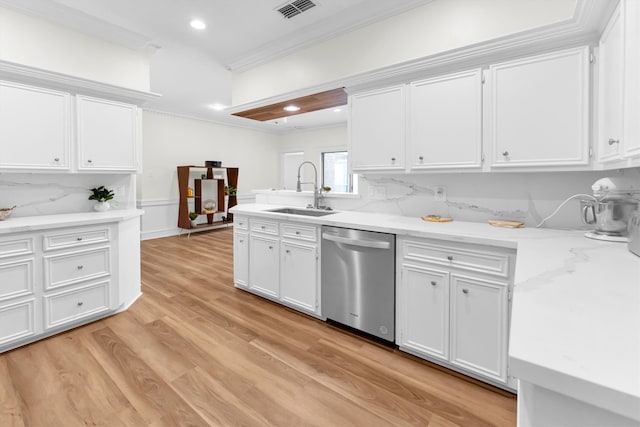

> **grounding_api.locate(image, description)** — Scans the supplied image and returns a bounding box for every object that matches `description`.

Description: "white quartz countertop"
[231,203,640,420]
[0,209,144,234]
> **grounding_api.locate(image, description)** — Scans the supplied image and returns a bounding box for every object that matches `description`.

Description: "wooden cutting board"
[488,219,524,228]
[422,215,453,223]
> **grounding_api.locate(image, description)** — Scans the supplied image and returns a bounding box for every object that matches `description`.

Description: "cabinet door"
[0,81,70,170]
[233,231,249,289]
[624,0,640,159]
[489,47,590,168]
[598,4,625,163]
[0,298,36,347]
[397,264,450,361]
[450,275,508,383]
[249,235,279,298]
[409,70,483,170]
[76,95,140,172]
[349,86,405,172]
[280,241,318,314]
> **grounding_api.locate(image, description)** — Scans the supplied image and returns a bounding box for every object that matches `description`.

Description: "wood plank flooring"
[0,228,516,426]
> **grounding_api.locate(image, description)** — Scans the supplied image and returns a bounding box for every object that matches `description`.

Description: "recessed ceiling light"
[283,105,300,112]
[209,103,226,111]
[190,19,206,30]
[333,108,342,112]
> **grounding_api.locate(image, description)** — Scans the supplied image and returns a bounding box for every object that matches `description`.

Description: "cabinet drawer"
[402,240,511,278]
[0,237,34,259]
[44,247,110,290]
[44,281,110,329]
[234,216,249,230]
[281,223,317,242]
[250,218,279,235]
[0,258,34,301]
[0,299,36,346]
[43,227,110,251]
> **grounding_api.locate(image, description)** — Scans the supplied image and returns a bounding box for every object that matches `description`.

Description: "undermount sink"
[267,207,337,217]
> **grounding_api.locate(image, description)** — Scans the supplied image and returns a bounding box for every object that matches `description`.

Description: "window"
[322,151,357,193]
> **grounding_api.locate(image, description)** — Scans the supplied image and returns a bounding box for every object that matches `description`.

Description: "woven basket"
[0,206,15,220]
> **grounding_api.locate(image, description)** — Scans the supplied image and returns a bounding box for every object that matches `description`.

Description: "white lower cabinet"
[397,236,515,389]
[281,240,319,314]
[234,215,320,317]
[450,275,508,383]
[249,234,280,298]
[0,221,133,353]
[233,231,249,289]
[398,264,450,361]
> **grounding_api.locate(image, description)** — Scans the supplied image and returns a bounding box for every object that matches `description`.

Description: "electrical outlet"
[434,185,446,201]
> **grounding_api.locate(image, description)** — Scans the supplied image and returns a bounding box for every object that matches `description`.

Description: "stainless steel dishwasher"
[321,226,395,342]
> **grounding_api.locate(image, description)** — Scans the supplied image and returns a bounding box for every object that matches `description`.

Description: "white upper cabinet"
[488,46,590,168]
[76,95,141,172]
[0,81,71,171]
[349,85,405,172]
[623,0,640,159]
[408,70,483,170]
[598,4,625,163]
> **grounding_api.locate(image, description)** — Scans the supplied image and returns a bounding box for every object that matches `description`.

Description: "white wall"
[0,6,150,91]
[138,111,281,239]
[277,125,348,187]
[232,0,577,104]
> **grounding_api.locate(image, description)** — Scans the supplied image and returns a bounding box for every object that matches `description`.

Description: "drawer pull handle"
[462,289,469,294]
[447,256,453,261]
[77,265,84,270]
[77,237,83,241]
[77,301,84,306]
[430,281,436,286]
[608,138,620,145]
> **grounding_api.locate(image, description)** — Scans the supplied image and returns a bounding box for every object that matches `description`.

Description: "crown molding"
[224,0,434,72]
[229,0,606,111]
[0,60,160,104]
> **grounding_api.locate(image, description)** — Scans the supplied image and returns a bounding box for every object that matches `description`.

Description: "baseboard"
[137,195,255,240]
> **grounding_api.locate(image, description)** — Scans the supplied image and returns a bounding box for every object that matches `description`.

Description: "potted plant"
[89,186,114,212]
[188,211,199,228]
[322,185,331,193]
[224,185,237,196]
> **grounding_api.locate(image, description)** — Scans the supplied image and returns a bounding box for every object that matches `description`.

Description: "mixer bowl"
[582,199,639,235]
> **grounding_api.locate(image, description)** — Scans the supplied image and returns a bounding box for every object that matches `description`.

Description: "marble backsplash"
[256,168,640,230]
[0,173,136,218]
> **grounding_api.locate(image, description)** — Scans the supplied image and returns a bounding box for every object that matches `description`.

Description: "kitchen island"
[230,203,640,425]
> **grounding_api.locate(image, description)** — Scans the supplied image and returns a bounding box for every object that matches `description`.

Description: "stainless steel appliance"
[321,226,395,342]
[582,177,640,242]
[628,210,640,257]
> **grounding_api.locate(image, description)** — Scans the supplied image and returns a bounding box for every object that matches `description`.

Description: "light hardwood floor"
[0,228,516,426]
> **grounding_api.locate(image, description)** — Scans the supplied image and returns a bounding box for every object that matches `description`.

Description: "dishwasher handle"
[322,232,391,249]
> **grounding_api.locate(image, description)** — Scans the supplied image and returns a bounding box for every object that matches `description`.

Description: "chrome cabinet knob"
[87,159,93,163]
[462,289,469,294]
[608,138,620,145]
[285,249,291,253]
[391,157,396,162]
[502,151,509,157]
[295,231,301,235]
[77,265,84,270]
[268,246,273,249]
[77,301,83,306]
[447,256,453,261]
[419,156,424,161]
[430,281,437,286]
[54,157,60,162]
[76,237,83,241]
[261,226,266,229]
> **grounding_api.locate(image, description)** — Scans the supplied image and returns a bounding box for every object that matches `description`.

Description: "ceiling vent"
[277,0,317,19]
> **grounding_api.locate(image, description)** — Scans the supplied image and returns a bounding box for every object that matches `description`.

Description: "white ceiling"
[0,0,432,130]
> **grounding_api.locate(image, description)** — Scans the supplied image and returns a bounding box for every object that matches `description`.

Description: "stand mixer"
[582,177,640,242]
